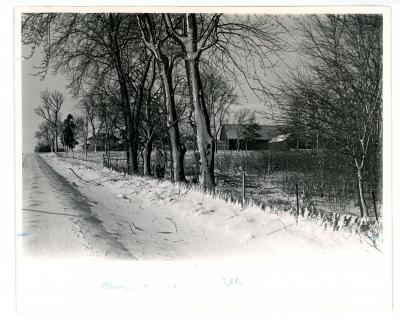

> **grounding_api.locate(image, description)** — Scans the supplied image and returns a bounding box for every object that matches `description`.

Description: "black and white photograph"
[12,4,395,317]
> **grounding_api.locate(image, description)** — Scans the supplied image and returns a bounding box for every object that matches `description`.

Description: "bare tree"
[233,109,249,152]
[74,116,86,151]
[35,89,63,152]
[140,58,163,176]
[242,111,260,152]
[233,108,260,152]
[162,13,223,188]
[201,69,238,152]
[81,90,104,152]
[276,14,382,217]
[35,121,55,151]
[76,99,93,159]
[163,13,287,188]
[137,13,187,182]
[22,13,152,174]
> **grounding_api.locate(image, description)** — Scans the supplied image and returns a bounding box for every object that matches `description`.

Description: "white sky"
[22,46,78,152]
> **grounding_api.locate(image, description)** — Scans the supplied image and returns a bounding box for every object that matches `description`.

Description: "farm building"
[83,133,125,151]
[219,124,288,150]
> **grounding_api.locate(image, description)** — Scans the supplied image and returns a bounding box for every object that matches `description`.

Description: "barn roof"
[269,133,292,143]
[87,133,120,141]
[220,124,288,140]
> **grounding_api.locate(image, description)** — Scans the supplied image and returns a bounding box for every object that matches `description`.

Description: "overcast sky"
[22,46,78,153]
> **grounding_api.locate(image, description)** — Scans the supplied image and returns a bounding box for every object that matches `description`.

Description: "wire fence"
[61,149,382,219]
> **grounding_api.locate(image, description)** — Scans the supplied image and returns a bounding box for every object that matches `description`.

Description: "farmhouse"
[219,124,288,150]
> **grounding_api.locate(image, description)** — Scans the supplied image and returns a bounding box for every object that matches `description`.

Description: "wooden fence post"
[295,182,299,223]
[356,183,363,217]
[372,190,379,221]
[285,159,288,182]
[242,171,246,206]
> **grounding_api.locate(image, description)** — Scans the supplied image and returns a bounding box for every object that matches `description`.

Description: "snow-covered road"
[21,153,133,259]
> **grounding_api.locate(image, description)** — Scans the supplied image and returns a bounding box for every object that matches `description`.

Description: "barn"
[84,133,125,151]
[219,124,288,151]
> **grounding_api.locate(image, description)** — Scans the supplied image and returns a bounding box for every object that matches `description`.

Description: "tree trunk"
[104,132,108,156]
[143,137,153,176]
[183,13,215,189]
[125,140,130,171]
[84,110,88,159]
[53,131,57,152]
[127,146,135,174]
[121,112,137,175]
[105,129,110,158]
[168,138,174,182]
[128,127,138,174]
[54,120,59,152]
[213,115,218,153]
[52,132,56,152]
[187,57,215,188]
[357,167,368,218]
[132,58,151,174]
[91,123,97,152]
[184,60,201,181]
[108,13,138,175]
[194,151,200,182]
[143,58,156,177]
[159,57,186,182]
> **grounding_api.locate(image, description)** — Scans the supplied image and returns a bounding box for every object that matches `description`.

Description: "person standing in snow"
[153,147,166,178]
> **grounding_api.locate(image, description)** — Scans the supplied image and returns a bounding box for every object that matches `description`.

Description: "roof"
[269,133,292,143]
[220,124,288,140]
[87,133,120,141]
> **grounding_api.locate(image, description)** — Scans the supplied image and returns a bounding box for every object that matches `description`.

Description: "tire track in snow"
[23,154,134,259]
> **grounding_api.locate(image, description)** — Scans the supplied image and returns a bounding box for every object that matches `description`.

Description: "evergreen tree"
[62,114,77,151]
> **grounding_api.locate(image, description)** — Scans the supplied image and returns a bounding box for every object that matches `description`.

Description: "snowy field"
[17,153,390,312]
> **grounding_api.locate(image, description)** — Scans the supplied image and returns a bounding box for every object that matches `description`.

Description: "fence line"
[58,150,381,219]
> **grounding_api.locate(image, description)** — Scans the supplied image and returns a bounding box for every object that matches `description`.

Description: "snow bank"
[46,153,381,261]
